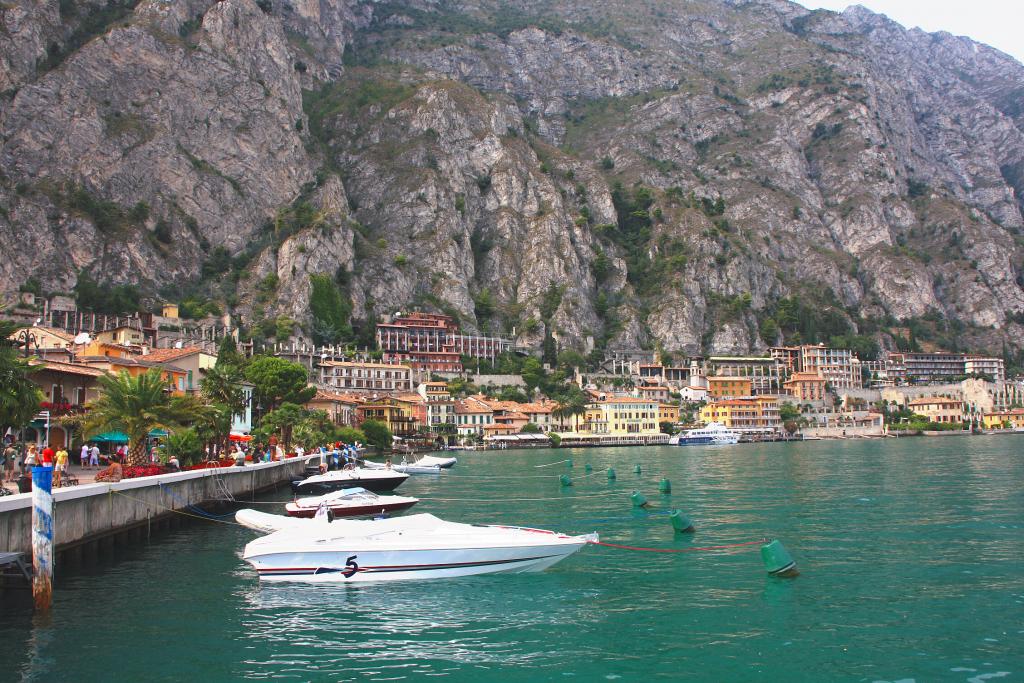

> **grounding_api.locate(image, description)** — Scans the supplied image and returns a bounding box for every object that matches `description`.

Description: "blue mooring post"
[32,465,54,611]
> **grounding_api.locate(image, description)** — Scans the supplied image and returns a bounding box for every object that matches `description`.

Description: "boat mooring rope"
[158,482,236,519]
[110,489,244,527]
[425,491,622,503]
[533,459,572,468]
[588,539,765,554]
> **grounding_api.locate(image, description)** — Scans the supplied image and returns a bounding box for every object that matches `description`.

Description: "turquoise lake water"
[2,437,1023,682]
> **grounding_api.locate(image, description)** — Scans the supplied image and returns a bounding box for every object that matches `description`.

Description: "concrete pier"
[0,456,317,557]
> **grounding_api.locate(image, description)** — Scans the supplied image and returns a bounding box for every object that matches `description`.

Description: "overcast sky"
[794,1,1024,64]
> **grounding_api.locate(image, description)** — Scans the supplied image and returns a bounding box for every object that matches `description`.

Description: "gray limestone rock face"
[0,0,1022,358]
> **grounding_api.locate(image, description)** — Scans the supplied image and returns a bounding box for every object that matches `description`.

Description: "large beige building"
[319,360,413,393]
[581,398,660,435]
[907,396,964,424]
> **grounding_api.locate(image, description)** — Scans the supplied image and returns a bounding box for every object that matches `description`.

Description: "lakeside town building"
[707,376,753,399]
[319,360,413,394]
[770,344,862,389]
[705,356,784,394]
[699,397,781,431]
[907,396,965,424]
[375,312,514,373]
[783,372,827,402]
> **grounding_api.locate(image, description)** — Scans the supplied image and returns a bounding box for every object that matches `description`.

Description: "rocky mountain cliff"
[2,0,1023,360]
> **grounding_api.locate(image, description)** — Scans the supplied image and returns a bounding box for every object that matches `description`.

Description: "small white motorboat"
[242,513,597,583]
[416,455,458,469]
[362,459,442,475]
[286,488,419,518]
[236,509,315,534]
[291,468,409,495]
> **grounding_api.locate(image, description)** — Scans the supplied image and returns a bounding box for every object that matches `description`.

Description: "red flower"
[121,465,171,479]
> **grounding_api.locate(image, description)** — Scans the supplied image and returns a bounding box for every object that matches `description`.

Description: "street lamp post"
[17,328,40,358]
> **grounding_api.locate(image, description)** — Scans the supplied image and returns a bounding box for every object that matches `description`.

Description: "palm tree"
[200,363,246,452]
[80,369,207,466]
[553,399,588,433]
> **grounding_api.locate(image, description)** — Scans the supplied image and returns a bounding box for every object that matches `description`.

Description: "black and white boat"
[290,467,409,495]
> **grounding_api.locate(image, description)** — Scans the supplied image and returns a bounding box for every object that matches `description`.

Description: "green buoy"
[630,490,649,508]
[634,464,642,475]
[658,478,672,494]
[567,458,573,468]
[607,467,616,480]
[761,539,799,577]
[585,463,593,473]
[559,474,573,487]
[669,510,694,533]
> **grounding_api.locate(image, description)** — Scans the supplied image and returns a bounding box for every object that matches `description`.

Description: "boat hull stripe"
[256,554,560,575]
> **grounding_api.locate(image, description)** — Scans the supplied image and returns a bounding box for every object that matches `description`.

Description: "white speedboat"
[362,460,442,475]
[291,468,409,495]
[416,455,458,469]
[669,422,739,446]
[236,509,315,534]
[242,513,597,583]
[286,488,419,518]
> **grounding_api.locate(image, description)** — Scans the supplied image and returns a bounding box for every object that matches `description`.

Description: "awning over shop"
[229,433,252,442]
[149,429,169,438]
[92,431,129,443]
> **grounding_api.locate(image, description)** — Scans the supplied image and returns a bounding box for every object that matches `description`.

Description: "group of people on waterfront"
[0,435,366,493]
[0,438,126,492]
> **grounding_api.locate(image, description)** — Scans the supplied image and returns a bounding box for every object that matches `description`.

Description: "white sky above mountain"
[794,1,1024,64]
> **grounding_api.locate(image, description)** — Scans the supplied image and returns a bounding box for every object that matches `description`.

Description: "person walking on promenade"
[89,443,100,468]
[0,442,13,490]
[2,446,15,489]
[23,444,37,475]
[54,446,69,487]
[80,442,90,469]
[41,443,54,467]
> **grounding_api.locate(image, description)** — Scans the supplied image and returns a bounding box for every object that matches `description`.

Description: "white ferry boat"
[669,422,739,446]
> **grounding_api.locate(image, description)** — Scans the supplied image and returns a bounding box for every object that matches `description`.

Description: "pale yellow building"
[981,409,1024,430]
[579,398,660,435]
[95,325,145,347]
[907,396,964,424]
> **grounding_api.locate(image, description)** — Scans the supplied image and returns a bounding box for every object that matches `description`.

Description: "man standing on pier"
[41,443,54,467]
[80,442,90,469]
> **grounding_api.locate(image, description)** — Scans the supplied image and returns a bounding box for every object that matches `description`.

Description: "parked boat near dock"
[242,513,597,583]
[285,488,419,518]
[669,423,739,446]
[290,468,409,495]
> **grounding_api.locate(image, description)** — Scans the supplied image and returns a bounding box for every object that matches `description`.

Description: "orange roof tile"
[143,347,206,362]
[30,359,105,377]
